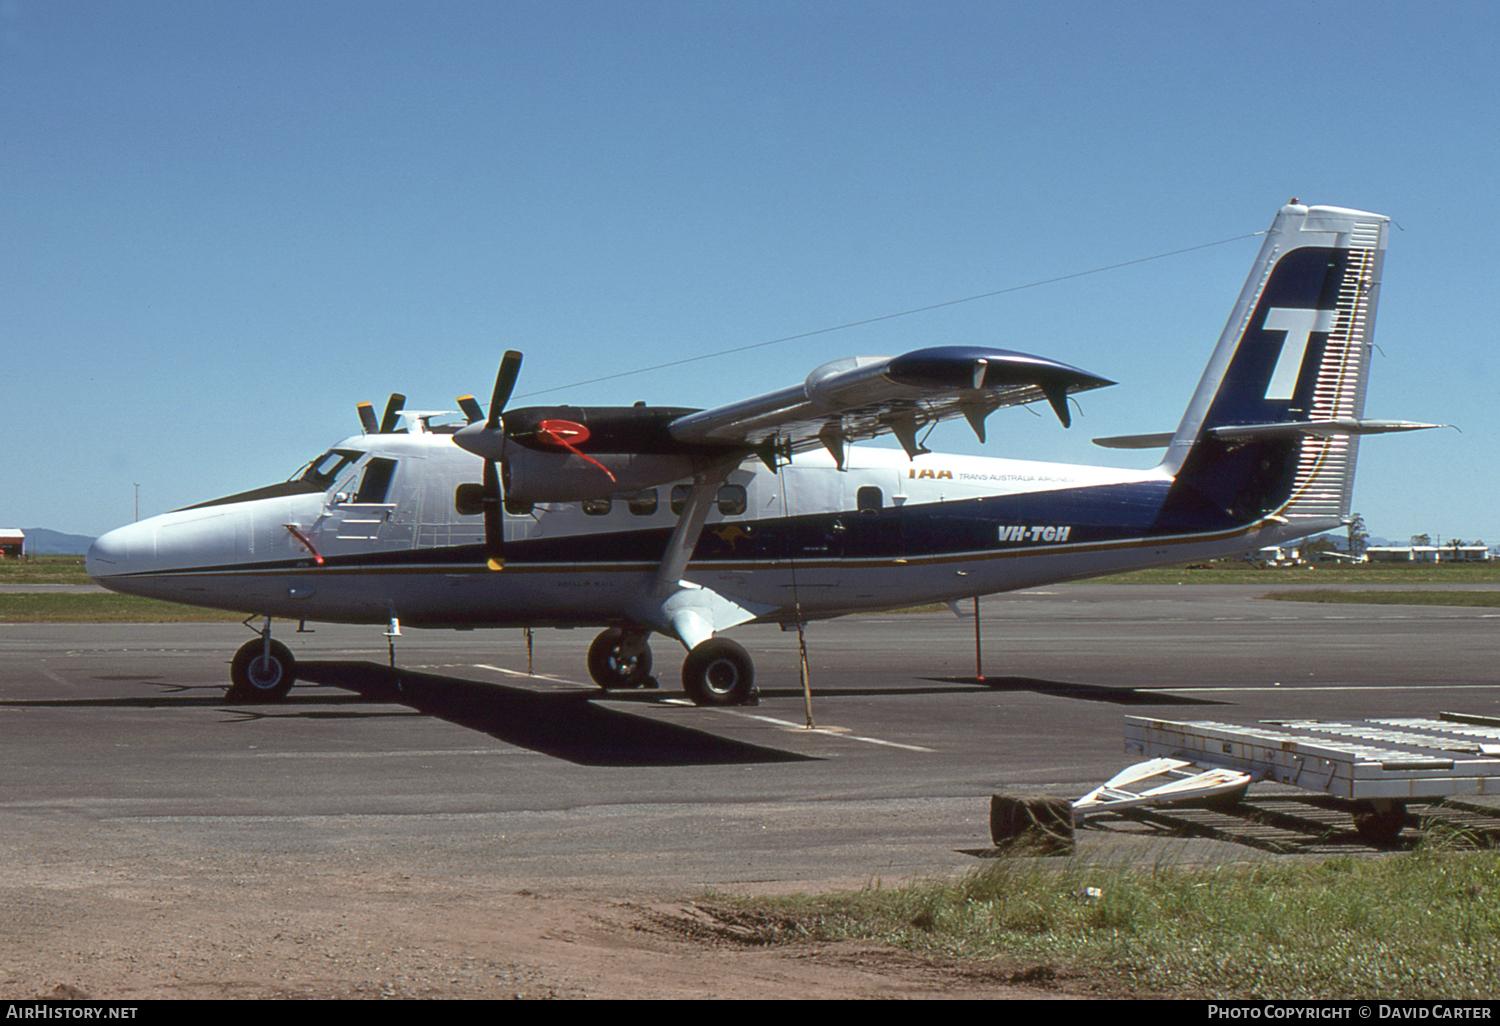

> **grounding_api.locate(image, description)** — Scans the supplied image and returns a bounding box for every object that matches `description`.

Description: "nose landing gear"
[227,619,297,703]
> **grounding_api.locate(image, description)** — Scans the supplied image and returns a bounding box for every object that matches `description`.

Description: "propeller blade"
[379,393,407,434]
[482,458,504,570]
[357,401,379,435]
[487,351,523,429]
[457,394,484,424]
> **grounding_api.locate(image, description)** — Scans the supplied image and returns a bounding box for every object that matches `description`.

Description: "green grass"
[1098,561,1500,585]
[1264,589,1500,607]
[728,837,1500,998]
[0,557,243,622]
[0,554,91,584]
[0,593,244,623]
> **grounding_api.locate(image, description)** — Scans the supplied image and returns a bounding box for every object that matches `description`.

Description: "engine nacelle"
[501,448,714,504]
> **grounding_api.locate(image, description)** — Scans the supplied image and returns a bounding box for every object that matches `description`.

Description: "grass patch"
[731,840,1500,998]
[1264,590,1500,607]
[0,555,91,585]
[0,593,244,623]
[1096,561,1500,586]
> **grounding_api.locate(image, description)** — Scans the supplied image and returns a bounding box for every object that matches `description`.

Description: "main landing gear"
[586,628,757,706]
[586,628,655,690]
[680,637,755,707]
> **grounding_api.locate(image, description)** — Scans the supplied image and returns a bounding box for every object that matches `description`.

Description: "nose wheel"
[228,637,297,703]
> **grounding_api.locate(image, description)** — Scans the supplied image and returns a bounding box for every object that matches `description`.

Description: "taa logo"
[908,468,953,480]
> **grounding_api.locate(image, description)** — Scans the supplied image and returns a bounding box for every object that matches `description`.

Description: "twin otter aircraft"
[87,202,1436,706]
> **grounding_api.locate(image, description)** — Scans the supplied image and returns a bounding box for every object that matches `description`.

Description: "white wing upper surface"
[667,346,1113,461]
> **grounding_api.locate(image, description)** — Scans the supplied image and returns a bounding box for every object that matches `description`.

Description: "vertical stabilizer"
[1160,202,1388,528]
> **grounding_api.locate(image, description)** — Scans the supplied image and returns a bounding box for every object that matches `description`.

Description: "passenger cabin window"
[353,458,397,504]
[857,486,883,514]
[717,484,747,516]
[582,498,612,516]
[667,484,747,516]
[628,489,658,516]
[454,482,484,517]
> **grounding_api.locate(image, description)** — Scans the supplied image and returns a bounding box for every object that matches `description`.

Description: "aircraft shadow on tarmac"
[924,675,1226,706]
[295,661,816,768]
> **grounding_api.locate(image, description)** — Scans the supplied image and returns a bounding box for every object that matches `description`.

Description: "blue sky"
[4,0,1496,544]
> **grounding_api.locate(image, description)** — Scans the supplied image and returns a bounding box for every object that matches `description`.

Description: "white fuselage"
[85,428,1316,632]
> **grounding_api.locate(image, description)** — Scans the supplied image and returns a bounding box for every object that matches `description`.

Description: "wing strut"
[623,459,767,652]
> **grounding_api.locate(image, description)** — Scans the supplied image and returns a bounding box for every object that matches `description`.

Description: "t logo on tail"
[1262,306,1337,401]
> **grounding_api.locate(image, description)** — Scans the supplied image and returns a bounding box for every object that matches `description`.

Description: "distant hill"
[19,528,96,555]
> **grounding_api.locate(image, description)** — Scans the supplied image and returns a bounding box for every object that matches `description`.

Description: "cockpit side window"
[299,449,363,487]
[352,458,398,505]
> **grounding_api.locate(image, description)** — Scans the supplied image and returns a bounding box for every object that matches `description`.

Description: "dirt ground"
[2,863,1090,1000]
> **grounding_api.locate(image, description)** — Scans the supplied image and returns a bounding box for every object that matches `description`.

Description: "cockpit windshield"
[295,449,363,487]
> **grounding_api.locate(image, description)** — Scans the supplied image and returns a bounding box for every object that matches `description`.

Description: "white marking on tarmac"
[1146,684,1500,694]
[726,711,935,752]
[471,663,585,685]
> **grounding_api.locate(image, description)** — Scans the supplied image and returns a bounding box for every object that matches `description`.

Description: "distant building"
[0,529,23,559]
[1252,545,1306,565]
[1365,545,1492,563]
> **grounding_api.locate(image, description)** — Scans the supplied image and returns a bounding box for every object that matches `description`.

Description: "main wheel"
[228,638,297,703]
[587,628,654,690]
[681,637,755,706]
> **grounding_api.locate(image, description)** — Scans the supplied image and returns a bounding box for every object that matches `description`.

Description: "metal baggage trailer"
[1079,713,1500,843]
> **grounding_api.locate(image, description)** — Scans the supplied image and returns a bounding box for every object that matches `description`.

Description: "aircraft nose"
[85,522,151,581]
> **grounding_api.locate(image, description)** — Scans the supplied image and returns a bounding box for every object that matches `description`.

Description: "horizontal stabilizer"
[1208,419,1447,442]
[1097,419,1445,449]
[1092,431,1175,449]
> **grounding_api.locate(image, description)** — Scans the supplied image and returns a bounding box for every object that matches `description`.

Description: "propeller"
[379,393,406,434]
[456,394,484,424]
[358,393,409,434]
[487,351,523,430]
[456,351,523,570]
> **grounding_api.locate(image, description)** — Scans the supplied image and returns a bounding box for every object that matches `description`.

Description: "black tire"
[227,638,297,703]
[587,628,654,690]
[681,637,755,706]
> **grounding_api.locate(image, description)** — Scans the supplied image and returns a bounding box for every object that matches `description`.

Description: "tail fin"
[1159,202,1391,531]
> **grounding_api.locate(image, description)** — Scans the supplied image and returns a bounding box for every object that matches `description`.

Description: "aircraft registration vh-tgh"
[87,202,1438,707]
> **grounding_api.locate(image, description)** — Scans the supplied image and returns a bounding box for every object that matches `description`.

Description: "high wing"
[451,344,1114,567]
[666,345,1114,466]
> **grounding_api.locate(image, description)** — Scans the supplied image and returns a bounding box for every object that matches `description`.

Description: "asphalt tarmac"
[3,583,1498,893]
